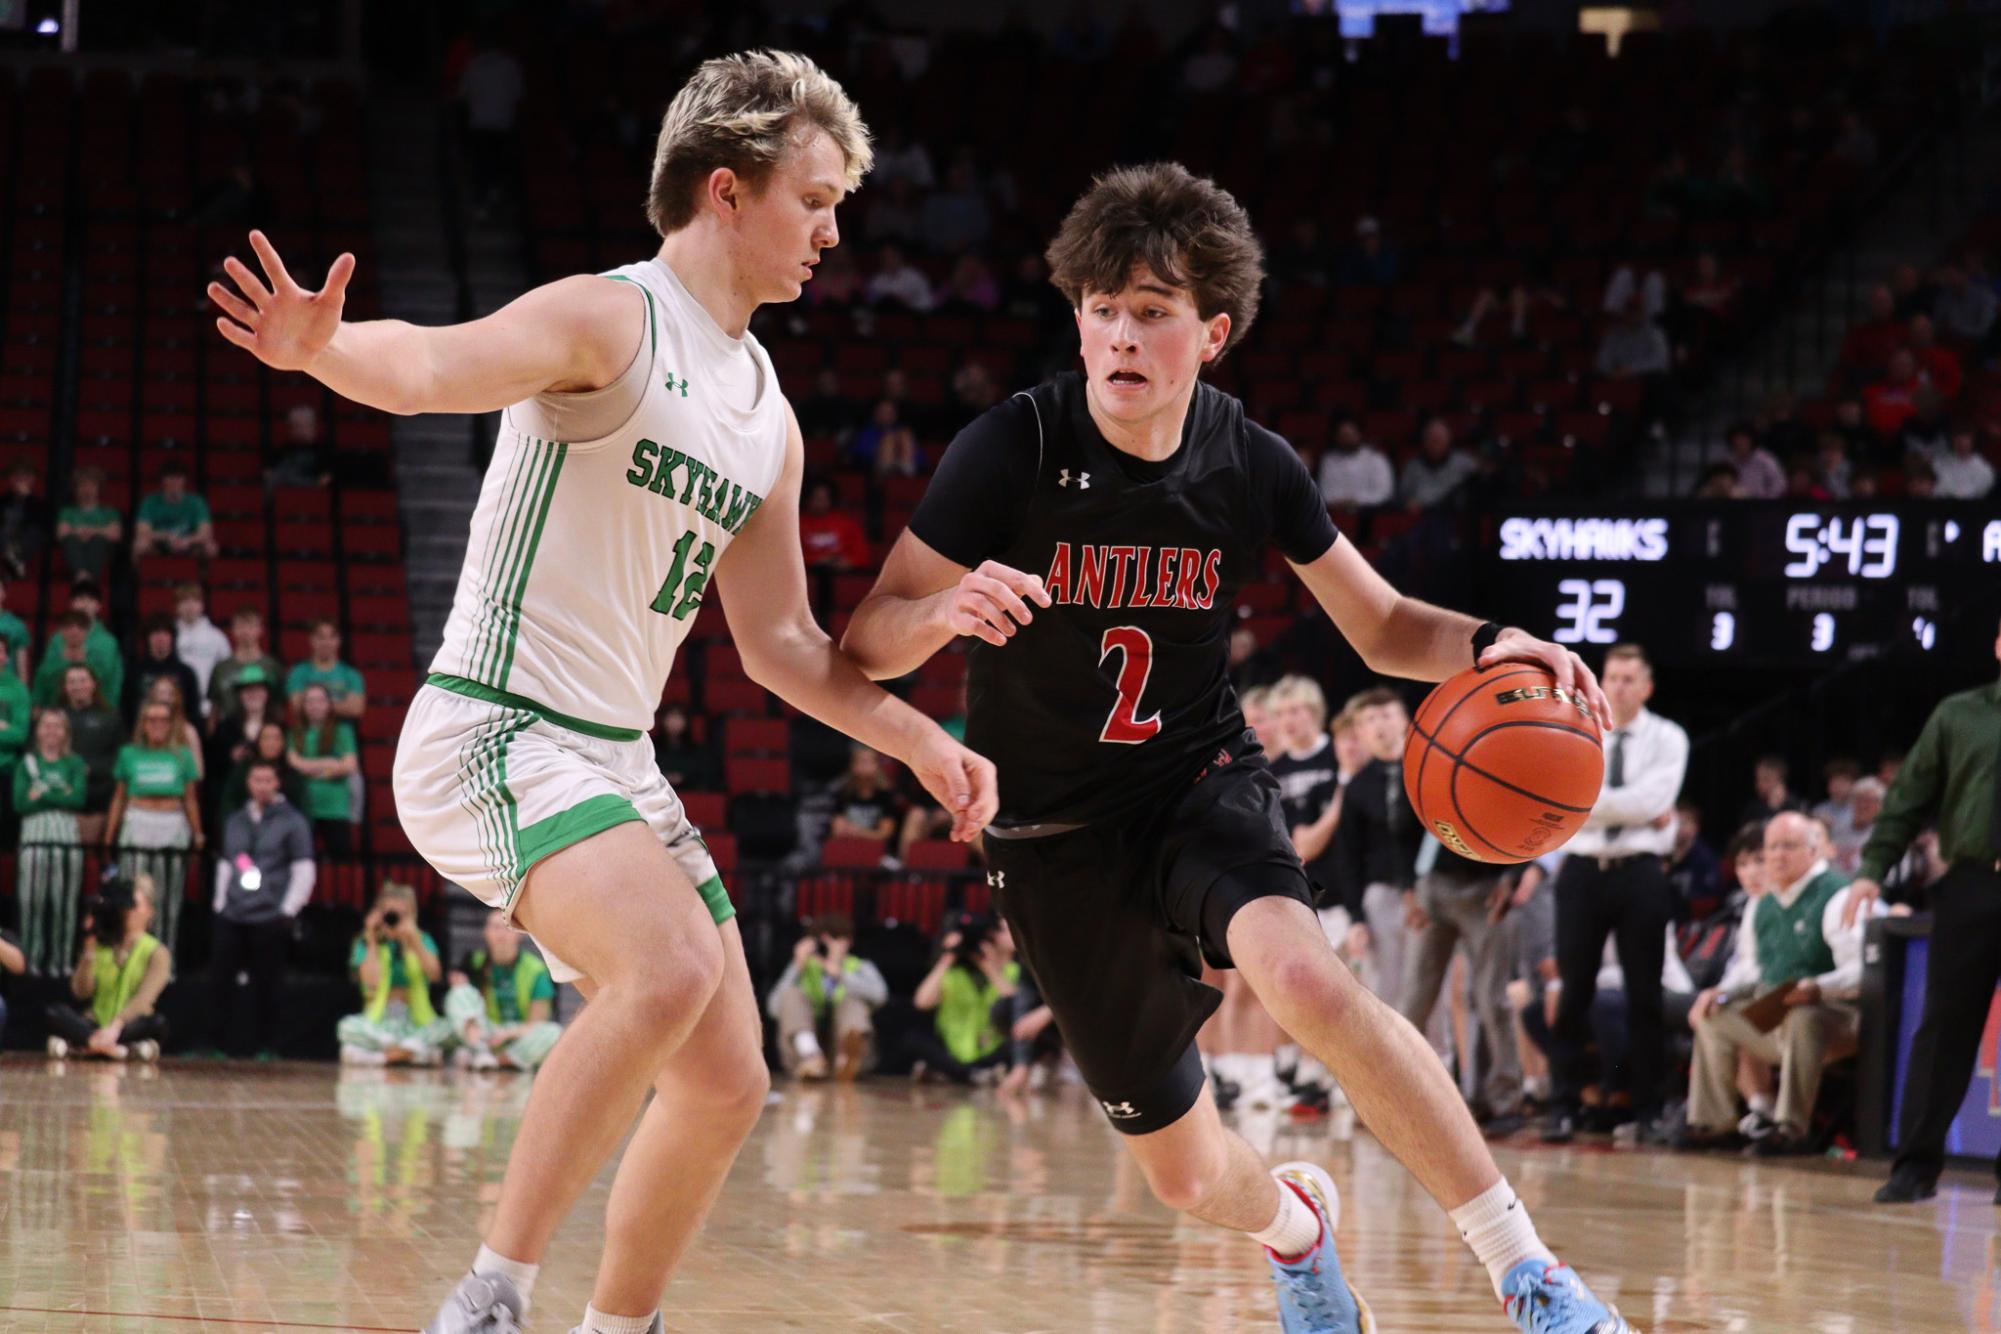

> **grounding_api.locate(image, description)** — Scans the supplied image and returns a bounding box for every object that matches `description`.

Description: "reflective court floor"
[0,1058,1997,1332]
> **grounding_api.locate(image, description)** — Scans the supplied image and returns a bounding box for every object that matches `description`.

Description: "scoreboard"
[1478,502,2001,667]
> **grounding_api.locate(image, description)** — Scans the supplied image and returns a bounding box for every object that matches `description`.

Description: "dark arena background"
[1,1,2000,1330]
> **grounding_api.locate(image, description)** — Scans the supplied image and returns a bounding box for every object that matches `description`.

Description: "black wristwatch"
[1471,621,1503,667]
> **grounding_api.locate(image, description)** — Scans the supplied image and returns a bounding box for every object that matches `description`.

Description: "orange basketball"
[1403,662,1605,865]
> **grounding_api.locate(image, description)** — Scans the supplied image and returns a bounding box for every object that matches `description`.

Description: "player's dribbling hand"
[1480,628,1613,725]
[208,230,356,373]
[907,731,999,841]
[943,561,1052,647]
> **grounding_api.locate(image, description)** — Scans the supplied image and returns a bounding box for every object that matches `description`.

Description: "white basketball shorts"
[394,674,729,983]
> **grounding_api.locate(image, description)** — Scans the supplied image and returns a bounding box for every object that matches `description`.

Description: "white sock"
[792,1030,823,1059]
[472,1245,538,1306]
[1249,1052,1278,1085]
[1748,1093,1774,1118]
[582,1305,656,1334]
[1251,1178,1322,1260]
[1450,1179,1556,1299]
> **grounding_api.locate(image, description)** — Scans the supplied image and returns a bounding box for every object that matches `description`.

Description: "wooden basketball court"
[0,1058,1993,1332]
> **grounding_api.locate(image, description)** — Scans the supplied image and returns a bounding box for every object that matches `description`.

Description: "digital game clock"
[1479,503,2001,667]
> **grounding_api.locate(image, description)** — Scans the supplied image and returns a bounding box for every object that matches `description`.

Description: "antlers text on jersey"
[1041,542,1223,611]
[624,438,767,535]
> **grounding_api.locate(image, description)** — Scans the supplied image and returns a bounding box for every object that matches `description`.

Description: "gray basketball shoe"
[424,1272,525,1334]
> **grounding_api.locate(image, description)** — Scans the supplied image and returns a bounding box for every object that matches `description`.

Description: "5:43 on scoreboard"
[1483,503,2001,668]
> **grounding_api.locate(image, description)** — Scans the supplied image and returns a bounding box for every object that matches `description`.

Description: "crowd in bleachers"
[1695,224,2001,501]
[0,4,1984,1113]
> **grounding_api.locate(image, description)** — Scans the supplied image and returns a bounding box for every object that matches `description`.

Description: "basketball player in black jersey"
[844,164,1635,1334]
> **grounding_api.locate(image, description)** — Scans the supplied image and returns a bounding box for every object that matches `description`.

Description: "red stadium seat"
[905,840,971,872]
[724,756,790,795]
[724,717,789,756]
[679,791,727,830]
[821,836,885,870]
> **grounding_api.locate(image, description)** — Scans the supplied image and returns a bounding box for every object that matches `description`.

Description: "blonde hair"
[1240,685,1273,713]
[1270,675,1327,729]
[646,49,872,237]
[1330,704,1359,736]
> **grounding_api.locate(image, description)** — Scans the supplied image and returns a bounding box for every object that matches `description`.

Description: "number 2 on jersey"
[651,529,714,620]
[1098,626,1162,744]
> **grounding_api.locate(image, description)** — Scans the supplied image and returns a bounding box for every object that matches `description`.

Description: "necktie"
[1385,762,1403,837]
[1606,730,1628,840]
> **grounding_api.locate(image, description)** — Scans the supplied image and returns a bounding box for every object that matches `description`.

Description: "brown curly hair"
[1044,162,1265,363]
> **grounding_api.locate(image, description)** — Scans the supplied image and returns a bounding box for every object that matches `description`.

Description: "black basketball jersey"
[907,372,1340,829]
[1269,737,1339,831]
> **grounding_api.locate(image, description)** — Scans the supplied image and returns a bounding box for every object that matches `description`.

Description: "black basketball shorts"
[982,748,1314,1136]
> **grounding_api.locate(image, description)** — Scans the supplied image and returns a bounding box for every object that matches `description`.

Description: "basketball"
[1403,662,1606,865]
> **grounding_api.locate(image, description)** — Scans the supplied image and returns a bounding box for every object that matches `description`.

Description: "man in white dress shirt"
[1541,643,1690,1144]
[1680,812,1875,1155]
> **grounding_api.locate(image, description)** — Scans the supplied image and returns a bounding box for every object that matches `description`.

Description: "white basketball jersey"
[430,258,789,733]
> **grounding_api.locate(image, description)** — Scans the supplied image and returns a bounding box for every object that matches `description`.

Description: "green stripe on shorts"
[514,792,645,881]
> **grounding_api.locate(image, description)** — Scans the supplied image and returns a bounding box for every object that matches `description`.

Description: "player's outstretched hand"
[944,561,1052,647]
[1480,627,1613,726]
[208,230,356,372]
[908,730,999,842]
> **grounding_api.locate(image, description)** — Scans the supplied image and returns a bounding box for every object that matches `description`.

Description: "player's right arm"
[842,398,1050,679]
[207,230,642,416]
[842,534,1050,680]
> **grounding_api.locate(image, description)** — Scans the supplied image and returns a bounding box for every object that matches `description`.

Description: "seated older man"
[1678,811,1878,1155]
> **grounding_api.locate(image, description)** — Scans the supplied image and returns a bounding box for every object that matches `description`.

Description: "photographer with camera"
[906,913,1019,1085]
[766,912,887,1081]
[45,867,171,1061]
[336,881,448,1066]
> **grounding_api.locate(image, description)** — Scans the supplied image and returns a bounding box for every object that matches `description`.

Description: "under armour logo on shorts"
[1058,469,1090,489]
[987,871,1006,889]
[1101,1100,1140,1119]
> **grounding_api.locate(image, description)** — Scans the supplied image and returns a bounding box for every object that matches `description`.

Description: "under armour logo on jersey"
[986,871,1005,889]
[664,372,689,397]
[1058,469,1090,489]
[1101,1100,1140,1120]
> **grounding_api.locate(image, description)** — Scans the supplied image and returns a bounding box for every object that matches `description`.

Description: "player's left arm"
[713,401,996,841]
[1291,539,1611,721]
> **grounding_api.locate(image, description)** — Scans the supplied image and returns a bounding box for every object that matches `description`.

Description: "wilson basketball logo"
[1492,684,1598,726]
[1432,820,1476,858]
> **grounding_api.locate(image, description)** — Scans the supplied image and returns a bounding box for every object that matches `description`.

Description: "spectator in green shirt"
[16,708,90,975]
[59,664,121,825]
[208,606,287,721]
[288,683,358,855]
[0,578,30,682]
[104,695,205,955]
[0,663,29,807]
[35,609,123,712]
[55,467,121,582]
[132,462,218,560]
[286,620,366,721]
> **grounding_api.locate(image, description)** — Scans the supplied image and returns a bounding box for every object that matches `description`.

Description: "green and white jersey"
[431,258,789,733]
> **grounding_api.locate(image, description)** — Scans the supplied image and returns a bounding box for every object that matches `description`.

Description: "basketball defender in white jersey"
[210,52,995,1334]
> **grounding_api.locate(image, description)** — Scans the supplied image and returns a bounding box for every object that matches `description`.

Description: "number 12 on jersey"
[650,529,714,620]
[1098,626,1162,744]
